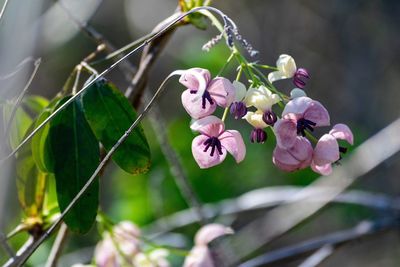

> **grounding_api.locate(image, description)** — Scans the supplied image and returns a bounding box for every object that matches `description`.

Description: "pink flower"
[191,116,246,169]
[94,221,141,267]
[274,96,330,149]
[311,124,354,175]
[272,136,313,172]
[94,237,119,267]
[180,68,235,119]
[183,224,233,267]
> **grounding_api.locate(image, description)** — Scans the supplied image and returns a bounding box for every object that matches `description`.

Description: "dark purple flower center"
[250,128,267,143]
[190,90,214,109]
[230,101,247,119]
[293,68,310,89]
[297,118,316,136]
[262,110,277,126]
[335,146,348,164]
[203,137,223,156]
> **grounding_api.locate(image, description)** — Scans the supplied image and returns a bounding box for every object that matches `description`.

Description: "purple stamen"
[230,101,248,119]
[262,110,277,126]
[296,118,316,136]
[250,128,267,144]
[191,90,214,109]
[203,137,223,156]
[293,68,310,89]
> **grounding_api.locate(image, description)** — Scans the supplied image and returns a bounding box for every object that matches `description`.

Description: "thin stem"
[253,63,278,71]
[44,223,69,267]
[71,65,82,95]
[3,58,41,146]
[0,57,35,81]
[217,52,234,77]
[0,5,235,163]
[4,71,182,267]
[221,107,229,122]
[0,0,10,23]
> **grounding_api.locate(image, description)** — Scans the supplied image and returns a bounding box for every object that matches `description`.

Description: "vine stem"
[0,5,235,164]
[3,70,182,267]
[3,58,41,148]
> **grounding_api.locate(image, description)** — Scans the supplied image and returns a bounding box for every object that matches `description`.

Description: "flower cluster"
[180,68,246,169]
[94,221,170,267]
[179,54,353,175]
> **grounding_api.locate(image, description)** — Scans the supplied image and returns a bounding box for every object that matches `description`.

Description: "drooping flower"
[180,68,235,119]
[311,124,354,175]
[191,116,246,168]
[274,96,330,149]
[268,54,310,88]
[272,136,313,172]
[243,110,268,143]
[229,81,248,119]
[244,85,280,125]
[183,224,233,267]
[241,85,280,143]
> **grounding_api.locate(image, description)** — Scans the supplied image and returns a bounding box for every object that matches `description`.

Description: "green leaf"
[31,97,61,173]
[48,96,99,233]
[81,80,151,175]
[2,102,33,150]
[22,95,49,115]
[15,139,47,218]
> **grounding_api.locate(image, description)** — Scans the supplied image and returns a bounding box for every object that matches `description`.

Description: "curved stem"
[3,58,41,148]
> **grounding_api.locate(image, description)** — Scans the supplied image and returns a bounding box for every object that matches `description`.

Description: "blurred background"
[1,0,399,266]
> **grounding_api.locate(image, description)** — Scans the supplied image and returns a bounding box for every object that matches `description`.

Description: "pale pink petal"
[190,116,224,137]
[183,246,214,267]
[190,115,225,137]
[274,118,297,149]
[182,89,216,119]
[192,135,227,168]
[303,100,330,127]
[179,68,211,91]
[195,224,233,246]
[273,146,301,172]
[272,137,313,172]
[313,134,339,166]
[218,130,246,163]
[311,162,333,176]
[207,77,235,107]
[329,123,354,145]
[290,137,314,163]
[282,97,313,117]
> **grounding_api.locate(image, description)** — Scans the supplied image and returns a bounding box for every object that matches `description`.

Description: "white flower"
[268,54,297,83]
[244,85,280,111]
[243,110,268,129]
